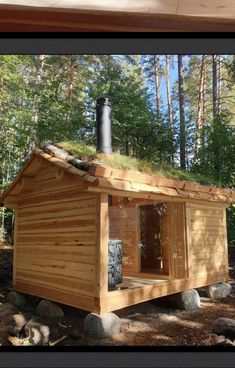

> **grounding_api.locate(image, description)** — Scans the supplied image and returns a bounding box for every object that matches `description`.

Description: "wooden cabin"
[1,144,235,315]
[1,0,235,32]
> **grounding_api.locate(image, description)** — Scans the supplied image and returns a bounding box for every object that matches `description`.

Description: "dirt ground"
[0,242,235,346]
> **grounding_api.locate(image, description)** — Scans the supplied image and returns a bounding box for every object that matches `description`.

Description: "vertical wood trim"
[136,206,141,273]
[95,192,109,314]
[168,202,173,279]
[169,202,188,279]
[223,208,229,281]
[185,203,192,278]
[13,209,18,286]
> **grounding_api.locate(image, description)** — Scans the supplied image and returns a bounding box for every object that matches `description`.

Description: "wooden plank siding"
[14,164,99,312]
[5,154,231,315]
[188,203,229,279]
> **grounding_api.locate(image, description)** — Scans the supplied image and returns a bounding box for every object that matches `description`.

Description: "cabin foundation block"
[173,289,201,311]
[205,283,232,299]
[83,312,121,338]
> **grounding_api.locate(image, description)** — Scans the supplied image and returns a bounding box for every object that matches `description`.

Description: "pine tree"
[178,55,186,169]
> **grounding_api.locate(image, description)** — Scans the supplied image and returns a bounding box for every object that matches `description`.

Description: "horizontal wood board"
[14,164,98,311]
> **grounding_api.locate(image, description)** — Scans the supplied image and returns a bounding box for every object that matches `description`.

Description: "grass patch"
[56,140,222,187]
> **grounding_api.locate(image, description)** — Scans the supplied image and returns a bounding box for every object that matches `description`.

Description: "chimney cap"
[96,97,111,107]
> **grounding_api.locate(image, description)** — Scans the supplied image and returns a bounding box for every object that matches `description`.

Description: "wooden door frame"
[135,201,189,280]
[136,202,171,279]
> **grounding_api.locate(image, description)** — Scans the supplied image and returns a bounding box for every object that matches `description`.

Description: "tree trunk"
[218,55,221,113]
[178,55,186,169]
[153,55,161,115]
[165,55,172,128]
[66,56,76,123]
[212,55,218,119]
[195,55,206,159]
[28,54,45,154]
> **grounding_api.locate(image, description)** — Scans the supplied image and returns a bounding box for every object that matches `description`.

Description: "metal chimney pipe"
[96,97,112,154]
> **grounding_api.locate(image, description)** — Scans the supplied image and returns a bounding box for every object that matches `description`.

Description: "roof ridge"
[40,143,90,171]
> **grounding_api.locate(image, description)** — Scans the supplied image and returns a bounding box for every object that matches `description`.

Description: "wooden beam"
[111,168,155,186]
[13,209,18,286]
[3,195,18,209]
[86,186,230,205]
[154,177,185,189]
[89,163,112,178]
[95,193,109,314]
[14,280,98,313]
[185,203,192,278]
[223,208,229,276]
[105,272,229,313]
[1,5,235,32]
[77,162,235,201]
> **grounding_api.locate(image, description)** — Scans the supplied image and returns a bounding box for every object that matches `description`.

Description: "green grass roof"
[55,140,222,187]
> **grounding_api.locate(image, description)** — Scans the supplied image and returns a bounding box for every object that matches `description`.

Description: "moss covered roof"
[54,140,222,187]
[1,140,234,205]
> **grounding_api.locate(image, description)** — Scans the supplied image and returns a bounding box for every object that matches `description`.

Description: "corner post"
[13,208,18,287]
[95,192,109,314]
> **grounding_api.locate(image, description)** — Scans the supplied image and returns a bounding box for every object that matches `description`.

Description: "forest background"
[0,54,234,245]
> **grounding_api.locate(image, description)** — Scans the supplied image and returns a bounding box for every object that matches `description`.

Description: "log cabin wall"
[3,150,232,314]
[14,160,99,313]
[186,202,229,281]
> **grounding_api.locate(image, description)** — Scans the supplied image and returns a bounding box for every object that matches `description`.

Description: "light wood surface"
[1,1,235,31]
[13,165,99,312]
[15,280,98,313]
[0,0,178,13]
[95,193,109,314]
[0,0,235,18]
[178,0,235,18]
[106,271,229,312]
[117,276,168,288]
[188,203,227,277]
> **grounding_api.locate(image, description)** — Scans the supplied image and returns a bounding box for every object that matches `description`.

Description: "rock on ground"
[173,289,200,311]
[213,318,235,339]
[213,335,234,346]
[0,303,27,336]
[23,320,50,346]
[5,291,27,309]
[205,283,232,299]
[84,313,121,338]
[66,328,81,340]
[36,300,64,320]
[0,303,18,315]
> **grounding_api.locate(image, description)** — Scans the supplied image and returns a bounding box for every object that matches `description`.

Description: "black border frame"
[0,32,234,367]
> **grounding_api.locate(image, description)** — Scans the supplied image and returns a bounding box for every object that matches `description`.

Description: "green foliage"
[0,54,234,245]
[191,112,235,187]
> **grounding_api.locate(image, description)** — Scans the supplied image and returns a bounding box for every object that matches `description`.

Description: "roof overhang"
[1,147,235,208]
